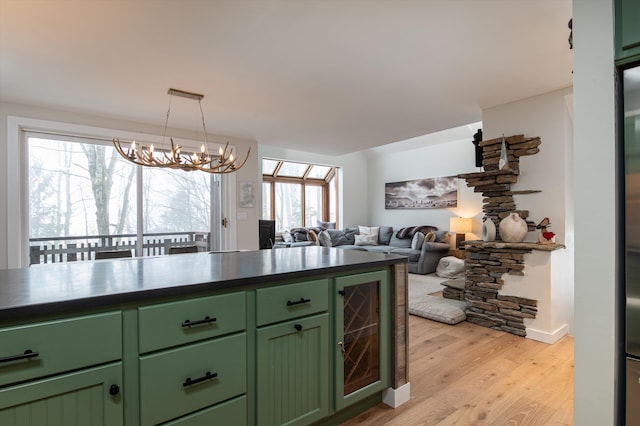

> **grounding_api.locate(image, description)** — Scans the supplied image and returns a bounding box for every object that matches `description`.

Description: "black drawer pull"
[294,324,303,331]
[286,297,311,307]
[183,371,218,387]
[181,316,217,328]
[0,349,39,364]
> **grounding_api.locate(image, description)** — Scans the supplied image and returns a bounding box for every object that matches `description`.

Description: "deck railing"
[29,231,210,265]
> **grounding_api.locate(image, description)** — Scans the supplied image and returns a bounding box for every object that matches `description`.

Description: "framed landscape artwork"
[385,176,458,209]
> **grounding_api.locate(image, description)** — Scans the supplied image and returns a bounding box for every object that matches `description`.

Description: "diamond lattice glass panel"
[342,281,380,395]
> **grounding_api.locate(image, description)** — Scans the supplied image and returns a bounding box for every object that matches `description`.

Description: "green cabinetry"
[137,291,247,425]
[335,270,390,410]
[255,279,330,425]
[616,0,640,62]
[0,266,395,425]
[0,362,123,426]
[0,312,123,425]
[256,314,329,425]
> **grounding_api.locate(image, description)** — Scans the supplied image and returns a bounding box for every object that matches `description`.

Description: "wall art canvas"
[239,181,255,208]
[385,176,458,209]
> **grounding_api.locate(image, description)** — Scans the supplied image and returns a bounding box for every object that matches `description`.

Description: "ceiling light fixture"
[113,88,250,174]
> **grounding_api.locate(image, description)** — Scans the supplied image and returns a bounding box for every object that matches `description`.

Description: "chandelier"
[113,88,250,174]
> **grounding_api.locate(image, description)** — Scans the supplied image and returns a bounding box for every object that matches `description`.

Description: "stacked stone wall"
[455,134,544,338]
[462,241,542,336]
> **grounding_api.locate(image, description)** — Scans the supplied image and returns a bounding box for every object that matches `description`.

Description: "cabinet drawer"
[163,395,247,426]
[138,292,246,353]
[256,279,328,326]
[139,333,246,426]
[0,312,121,387]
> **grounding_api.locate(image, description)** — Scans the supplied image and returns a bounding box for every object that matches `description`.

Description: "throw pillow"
[318,230,332,247]
[411,232,425,250]
[425,231,436,242]
[282,230,293,243]
[316,220,337,230]
[307,229,319,245]
[378,226,393,245]
[358,226,379,245]
[355,234,378,246]
[434,230,449,242]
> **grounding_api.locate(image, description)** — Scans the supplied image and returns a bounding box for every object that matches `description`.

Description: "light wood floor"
[341,313,574,425]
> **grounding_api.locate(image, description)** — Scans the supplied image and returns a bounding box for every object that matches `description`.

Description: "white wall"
[573,0,617,423]
[257,144,369,228]
[0,101,260,269]
[482,88,575,335]
[365,136,482,236]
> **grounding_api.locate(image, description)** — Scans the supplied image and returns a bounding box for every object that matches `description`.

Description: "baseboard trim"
[382,382,411,408]
[526,324,570,344]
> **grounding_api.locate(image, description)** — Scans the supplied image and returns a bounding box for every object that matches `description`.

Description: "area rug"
[408,273,445,298]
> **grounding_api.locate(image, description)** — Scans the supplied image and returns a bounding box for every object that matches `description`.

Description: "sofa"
[275,225,450,275]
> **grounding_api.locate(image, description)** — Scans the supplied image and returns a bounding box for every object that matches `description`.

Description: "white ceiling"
[0,0,572,156]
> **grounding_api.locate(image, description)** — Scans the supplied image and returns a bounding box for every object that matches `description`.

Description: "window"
[27,133,219,264]
[262,159,338,230]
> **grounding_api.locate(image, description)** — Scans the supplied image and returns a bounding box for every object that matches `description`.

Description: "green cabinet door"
[334,270,390,411]
[0,362,123,426]
[256,313,329,426]
[616,0,640,62]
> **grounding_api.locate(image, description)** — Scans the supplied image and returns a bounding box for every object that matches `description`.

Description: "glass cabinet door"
[335,270,389,410]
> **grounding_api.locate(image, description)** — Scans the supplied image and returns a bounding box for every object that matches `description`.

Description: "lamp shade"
[450,217,472,234]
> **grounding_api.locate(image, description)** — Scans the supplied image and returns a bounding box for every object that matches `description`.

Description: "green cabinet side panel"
[256,313,329,426]
[163,395,247,426]
[0,362,123,426]
[616,0,640,62]
[138,292,246,353]
[256,279,329,326]
[334,270,390,411]
[139,333,247,426]
[0,311,122,387]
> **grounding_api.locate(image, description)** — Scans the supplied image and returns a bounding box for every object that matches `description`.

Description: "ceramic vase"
[499,212,528,242]
[482,218,496,242]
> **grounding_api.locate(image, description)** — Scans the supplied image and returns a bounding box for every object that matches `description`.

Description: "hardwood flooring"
[341,314,574,425]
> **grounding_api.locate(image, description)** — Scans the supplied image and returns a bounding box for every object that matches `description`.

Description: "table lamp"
[450,217,472,249]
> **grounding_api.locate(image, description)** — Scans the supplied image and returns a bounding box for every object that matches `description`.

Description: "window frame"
[6,115,237,268]
[262,159,338,230]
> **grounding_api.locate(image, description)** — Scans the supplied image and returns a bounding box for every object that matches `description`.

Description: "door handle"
[221,217,229,228]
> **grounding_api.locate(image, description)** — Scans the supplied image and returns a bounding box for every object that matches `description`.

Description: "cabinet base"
[382,382,411,408]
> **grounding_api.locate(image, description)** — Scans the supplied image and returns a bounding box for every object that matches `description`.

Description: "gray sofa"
[277,225,450,275]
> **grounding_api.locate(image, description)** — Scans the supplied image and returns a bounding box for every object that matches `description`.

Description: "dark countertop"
[0,246,406,321]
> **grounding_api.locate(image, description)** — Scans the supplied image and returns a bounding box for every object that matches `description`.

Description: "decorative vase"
[499,212,528,242]
[482,217,496,242]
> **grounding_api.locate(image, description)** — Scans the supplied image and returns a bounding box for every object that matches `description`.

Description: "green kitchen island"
[0,246,410,425]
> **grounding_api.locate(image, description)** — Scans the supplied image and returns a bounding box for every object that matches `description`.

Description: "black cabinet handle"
[286,297,311,307]
[109,384,120,396]
[294,324,303,331]
[183,371,218,388]
[338,290,345,296]
[0,349,39,364]
[181,316,217,328]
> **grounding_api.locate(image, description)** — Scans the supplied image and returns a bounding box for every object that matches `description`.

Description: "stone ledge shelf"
[453,240,568,344]
[464,241,566,251]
